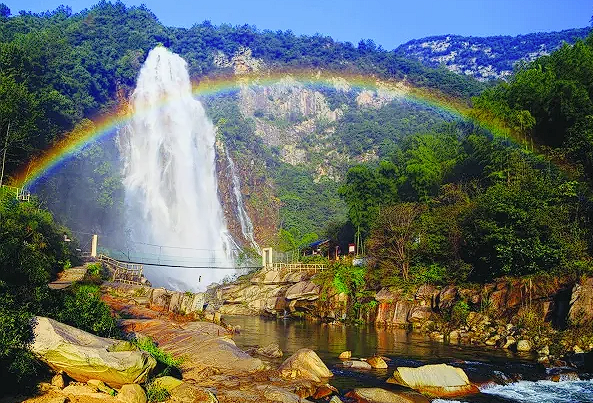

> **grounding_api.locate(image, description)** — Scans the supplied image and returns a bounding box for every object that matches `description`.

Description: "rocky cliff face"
[214,269,593,355]
[396,28,591,81]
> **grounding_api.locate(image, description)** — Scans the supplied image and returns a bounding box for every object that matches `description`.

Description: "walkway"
[48,266,88,290]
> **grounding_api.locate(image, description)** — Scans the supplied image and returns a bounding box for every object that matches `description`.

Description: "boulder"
[438,286,458,311]
[408,306,432,323]
[279,348,333,382]
[516,340,532,352]
[386,363,479,398]
[30,317,156,388]
[338,350,352,359]
[345,388,430,403]
[375,288,401,302]
[117,384,146,403]
[367,356,388,369]
[62,383,117,402]
[255,343,283,358]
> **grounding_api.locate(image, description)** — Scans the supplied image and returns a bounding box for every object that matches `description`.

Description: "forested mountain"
[2,0,593,267]
[396,28,591,81]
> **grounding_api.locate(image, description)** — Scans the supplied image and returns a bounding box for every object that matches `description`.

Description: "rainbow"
[12,69,507,189]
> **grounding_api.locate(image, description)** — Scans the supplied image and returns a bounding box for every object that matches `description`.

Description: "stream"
[224,315,593,402]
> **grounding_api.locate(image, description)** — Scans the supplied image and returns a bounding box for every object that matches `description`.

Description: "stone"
[61,383,118,402]
[367,356,388,369]
[88,379,116,395]
[345,388,430,403]
[375,288,401,302]
[387,363,479,398]
[117,384,146,403]
[279,348,333,383]
[313,384,338,399]
[569,278,593,324]
[408,306,433,323]
[255,343,283,358]
[30,317,156,388]
[340,360,372,370]
[119,319,266,378]
[329,397,344,403]
[168,383,217,403]
[538,345,550,356]
[285,281,321,301]
[503,336,516,349]
[438,286,458,311]
[338,350,352,359]
[51,373,67,389]
[152,376,183,392]
[516,340,532,352]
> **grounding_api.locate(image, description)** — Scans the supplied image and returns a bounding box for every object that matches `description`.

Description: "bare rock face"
[278,348,333,383]
[387,363,479,398]
[30,317,156,388]
[345,387,430,403]
[285,281,321,301]
[569,277,593,324]
[119,319,266,379]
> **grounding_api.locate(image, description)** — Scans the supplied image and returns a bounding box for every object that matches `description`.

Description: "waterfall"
[224,148,261,254]
[118,46,234,292]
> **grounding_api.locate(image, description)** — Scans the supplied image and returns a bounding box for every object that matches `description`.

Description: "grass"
[145,381,171,402]
[132,336,183,373]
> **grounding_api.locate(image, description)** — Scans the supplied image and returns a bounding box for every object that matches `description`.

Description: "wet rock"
[387,363,479,398]
[255,343,283,358]
[279,348,333,382]
[313,384,338,399]
[30,317,156,388]
[340,360,372,370]
[367,356,388,369]
[338,350,352,359]
[345,387,430,403]
[117,384,146,403]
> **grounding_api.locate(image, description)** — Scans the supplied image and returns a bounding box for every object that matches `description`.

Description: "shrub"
[146,381,171,402]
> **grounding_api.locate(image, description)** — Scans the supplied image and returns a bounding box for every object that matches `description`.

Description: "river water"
[224,315,593,402]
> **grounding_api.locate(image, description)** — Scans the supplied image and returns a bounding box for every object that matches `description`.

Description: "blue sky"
[5,0,591,49]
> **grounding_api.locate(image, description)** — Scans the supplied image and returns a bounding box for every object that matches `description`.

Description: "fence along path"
[97,254,144,285]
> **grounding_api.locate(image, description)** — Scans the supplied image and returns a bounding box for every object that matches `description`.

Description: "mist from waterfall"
[118,46,234,292]
[224,148,261,254]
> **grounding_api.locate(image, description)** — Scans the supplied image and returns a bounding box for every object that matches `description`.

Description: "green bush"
[146,381,171,402]
[50,284,116,337]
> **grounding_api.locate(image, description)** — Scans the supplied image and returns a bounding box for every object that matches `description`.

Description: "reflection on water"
[223,316,593,402]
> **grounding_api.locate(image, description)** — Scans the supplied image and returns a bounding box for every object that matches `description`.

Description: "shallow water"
[224,315,593,402]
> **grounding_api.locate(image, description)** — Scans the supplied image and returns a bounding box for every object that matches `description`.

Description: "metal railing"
[268,262,326,273]
[98,254,144,285]
[1,185,30,201]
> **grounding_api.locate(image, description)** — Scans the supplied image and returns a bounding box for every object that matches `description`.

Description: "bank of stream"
[224,315,593,402]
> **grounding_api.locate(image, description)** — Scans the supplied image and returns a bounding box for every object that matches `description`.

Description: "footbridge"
[79,237,325,286]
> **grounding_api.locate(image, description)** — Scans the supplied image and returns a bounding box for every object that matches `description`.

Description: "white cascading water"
[225,149,261,254]
[118,46,234,292]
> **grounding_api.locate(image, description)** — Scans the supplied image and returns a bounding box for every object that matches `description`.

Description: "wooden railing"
[97,254,144,285]
[268,262,326,273]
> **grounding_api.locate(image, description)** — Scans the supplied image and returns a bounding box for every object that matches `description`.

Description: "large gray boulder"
[30,316,156,388]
